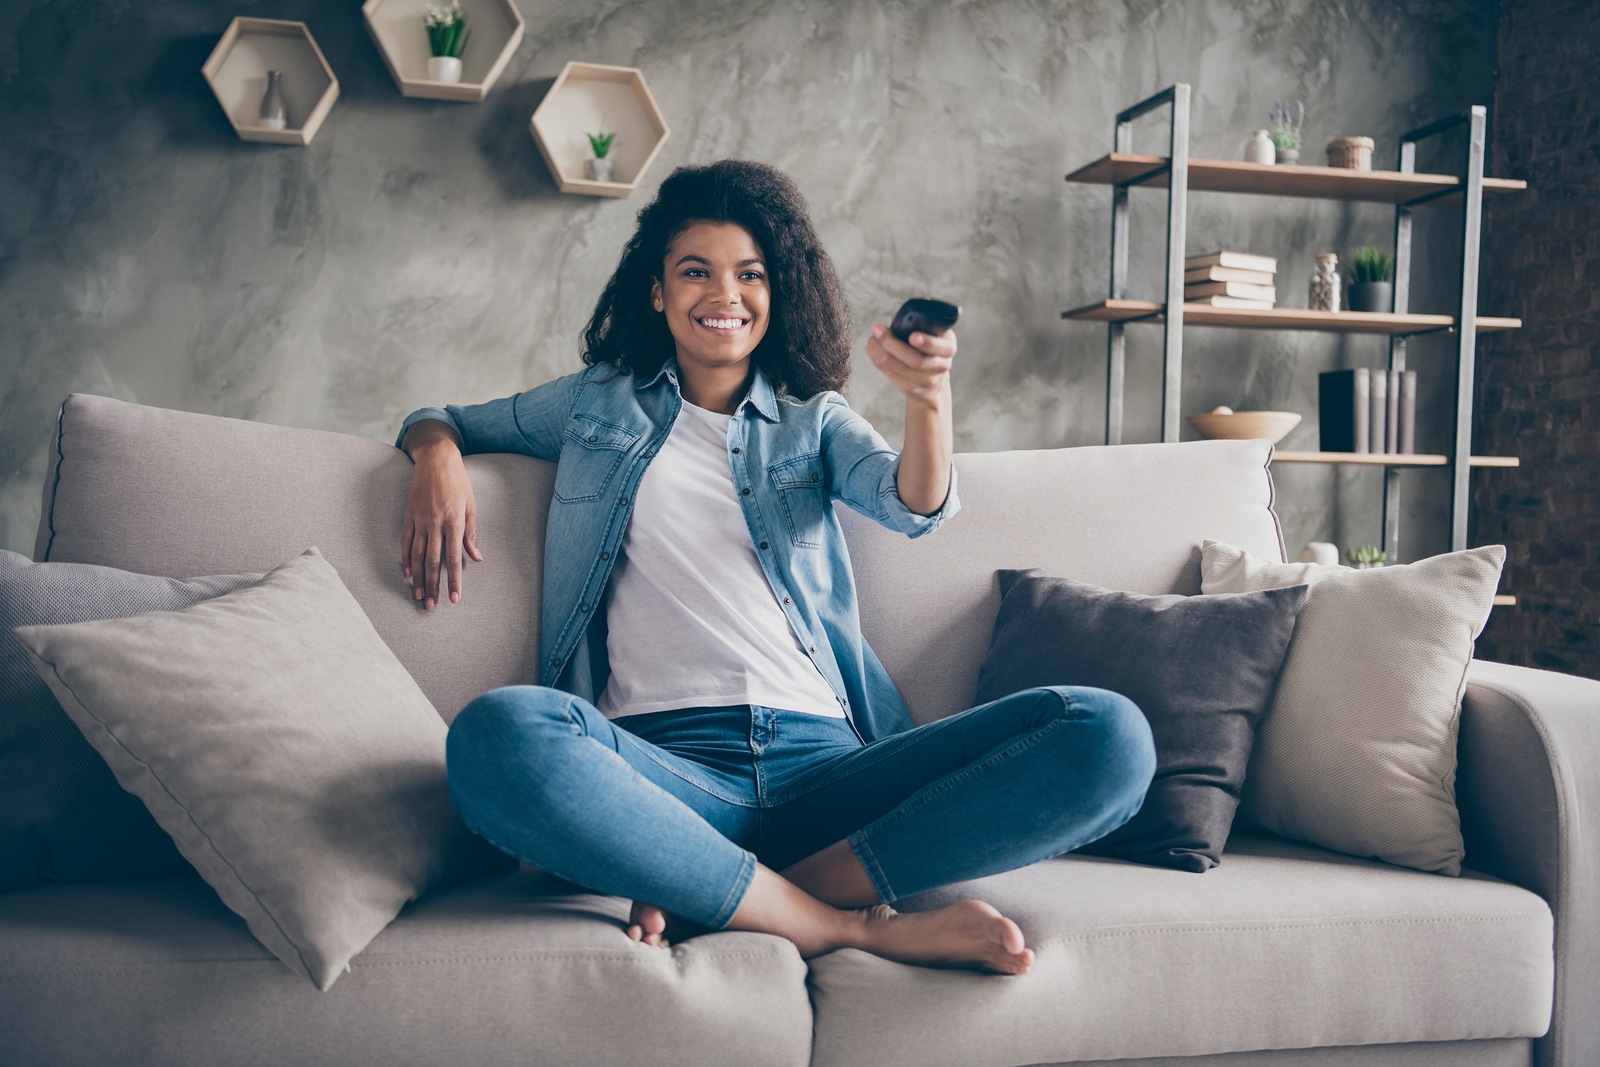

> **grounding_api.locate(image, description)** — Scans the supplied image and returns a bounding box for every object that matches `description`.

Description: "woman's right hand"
[400,423,483,610]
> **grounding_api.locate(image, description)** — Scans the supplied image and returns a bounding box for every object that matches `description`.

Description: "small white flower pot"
[428,56,463,83]
[586,157,615,182]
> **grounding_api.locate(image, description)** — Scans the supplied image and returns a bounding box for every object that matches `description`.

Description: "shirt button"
[809,647,817,653]
[587,435,598,443]
[580,604,589,612]
[811,473,819,481]
[759,541,769,550]
[601,551,611,560]
[643,450,654,458]
[619,497,629,505]
[731,447,741,454]
[741,488,751,496]
[783,597,791,604]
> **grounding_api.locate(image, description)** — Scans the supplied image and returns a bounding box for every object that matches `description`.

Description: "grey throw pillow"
[14,548,509,990]
[0,549,260,890]
[975,569,1308,872]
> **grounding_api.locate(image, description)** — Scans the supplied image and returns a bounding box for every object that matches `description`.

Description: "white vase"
[586,157,615,182]
[1244,129,1275,165]
[428,56,463,83]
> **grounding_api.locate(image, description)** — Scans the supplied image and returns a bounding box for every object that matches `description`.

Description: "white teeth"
[700,317,745,329]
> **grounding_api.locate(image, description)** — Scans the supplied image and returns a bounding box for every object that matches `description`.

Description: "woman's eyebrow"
[672,254,766,268]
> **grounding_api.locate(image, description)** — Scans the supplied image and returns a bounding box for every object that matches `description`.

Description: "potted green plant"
[1345,544,1387,569]
[1271,100,1304,164]
[1346,246,1395,313]
[586,131,617,182]
[424,3,467,84]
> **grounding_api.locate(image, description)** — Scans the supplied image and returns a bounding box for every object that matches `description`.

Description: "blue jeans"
[445,686,1155,930]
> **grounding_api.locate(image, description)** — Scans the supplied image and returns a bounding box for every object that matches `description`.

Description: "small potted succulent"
[1346,544,1387,569]
[1271,100,1304,164]
[586,131,617,182]
[1346,246,1396,313]
[424,2,468,84]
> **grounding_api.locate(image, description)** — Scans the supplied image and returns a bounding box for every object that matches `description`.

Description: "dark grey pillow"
[975,569,1308,872]
[0,549,259,890]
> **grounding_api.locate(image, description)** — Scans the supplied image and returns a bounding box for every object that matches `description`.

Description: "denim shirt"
[397,358,960,742]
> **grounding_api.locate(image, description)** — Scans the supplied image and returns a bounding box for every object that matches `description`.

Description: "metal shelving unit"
[1063,83,1524,564]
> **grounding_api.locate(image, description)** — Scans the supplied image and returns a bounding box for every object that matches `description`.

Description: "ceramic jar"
[586,157,615,182]
[259,70,287,130]
[428,56,463,83]
[1309,253,1341,312]
[1245,129,1276,165]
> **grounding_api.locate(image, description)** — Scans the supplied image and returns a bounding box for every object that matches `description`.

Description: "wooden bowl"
[1185,410,1302,444]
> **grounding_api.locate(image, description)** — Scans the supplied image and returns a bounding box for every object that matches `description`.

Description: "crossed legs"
[447,686,1154,974]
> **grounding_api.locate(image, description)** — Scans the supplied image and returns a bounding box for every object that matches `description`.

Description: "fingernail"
[425,598,435,611]
[450,591,460,603]
[871,323,885,338]
[911,332,924,345]
[413,587,422,600]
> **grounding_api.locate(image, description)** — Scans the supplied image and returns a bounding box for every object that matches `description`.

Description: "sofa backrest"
[36,394,1284,724]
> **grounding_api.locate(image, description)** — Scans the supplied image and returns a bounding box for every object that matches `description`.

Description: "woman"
[397,160,1154,975]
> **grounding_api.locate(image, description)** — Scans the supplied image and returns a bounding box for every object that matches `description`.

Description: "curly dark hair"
[582,160,852,399]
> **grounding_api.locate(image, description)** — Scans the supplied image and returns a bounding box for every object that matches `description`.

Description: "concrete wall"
[2,0,1498,566]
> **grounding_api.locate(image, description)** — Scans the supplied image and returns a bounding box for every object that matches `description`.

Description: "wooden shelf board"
[529,61,670,198]
[201,18,340,145]
[1493,595,1517,607]
[1064,153,1526,203]
[1272,451,1519,468]
[1062,299,1520,335]
[362,0,524,103]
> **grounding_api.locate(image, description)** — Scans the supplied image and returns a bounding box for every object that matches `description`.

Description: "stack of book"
[1184,251,1278,309]
[1318,369,1418,454]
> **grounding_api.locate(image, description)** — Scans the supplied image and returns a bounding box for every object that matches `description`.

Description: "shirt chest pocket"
[555,415,640,503]
[768,451,827,549]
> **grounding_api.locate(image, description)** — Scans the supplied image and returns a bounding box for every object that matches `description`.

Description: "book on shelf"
[1386,370,1401,453]
[1319,368,1370,453]
[1183,280,1277,302]
[1184,265,1277,285]
[1370,369,1388,455]
[1184,295,1276,309]
[1398,370,1417,454]
[1184,251,1279,274]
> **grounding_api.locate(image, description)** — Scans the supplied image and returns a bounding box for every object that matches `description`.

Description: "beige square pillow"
[14,548,506,989]
[1199,540,1506,875]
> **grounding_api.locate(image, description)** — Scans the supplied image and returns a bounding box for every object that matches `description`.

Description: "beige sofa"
[2,393,1594,1067]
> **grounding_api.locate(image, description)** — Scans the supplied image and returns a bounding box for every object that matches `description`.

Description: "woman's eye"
[683,268,708,278]
[740,271,764,282]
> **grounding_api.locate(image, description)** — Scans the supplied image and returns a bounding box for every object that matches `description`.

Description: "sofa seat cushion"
[805,834,1553,1067]
[0,870,812,1067]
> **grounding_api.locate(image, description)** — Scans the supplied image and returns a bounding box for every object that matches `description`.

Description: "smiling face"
[651,221,771,383]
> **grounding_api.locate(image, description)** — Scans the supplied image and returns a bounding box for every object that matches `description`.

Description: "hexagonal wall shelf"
[202,17,338,145]
[362,0,524,103]
[530,62,670,198]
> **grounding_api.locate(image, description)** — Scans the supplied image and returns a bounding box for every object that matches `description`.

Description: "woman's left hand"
[865,323,956,409]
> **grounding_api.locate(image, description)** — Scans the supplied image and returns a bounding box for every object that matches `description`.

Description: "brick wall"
[1475,0,1600,677]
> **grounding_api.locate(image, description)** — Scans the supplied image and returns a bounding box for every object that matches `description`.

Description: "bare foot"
[853,900,1033,975]
[627,901,670,948]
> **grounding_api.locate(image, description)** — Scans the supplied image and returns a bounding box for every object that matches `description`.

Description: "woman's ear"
[650,279,664,313]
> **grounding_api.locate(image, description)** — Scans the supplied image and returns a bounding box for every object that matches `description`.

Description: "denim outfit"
[401,359,1156,928]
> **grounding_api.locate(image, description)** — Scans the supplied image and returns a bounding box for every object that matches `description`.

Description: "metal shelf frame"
[1077,84,1504,558]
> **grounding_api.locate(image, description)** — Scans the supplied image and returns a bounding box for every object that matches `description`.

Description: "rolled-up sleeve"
[395,374,577,461]
[820,395,959,538]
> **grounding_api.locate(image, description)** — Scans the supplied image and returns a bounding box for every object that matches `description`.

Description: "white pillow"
[14,548,507,989]
[1200,540,1506,875]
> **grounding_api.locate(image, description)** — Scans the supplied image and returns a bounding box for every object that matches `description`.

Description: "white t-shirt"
[596,399,845,719]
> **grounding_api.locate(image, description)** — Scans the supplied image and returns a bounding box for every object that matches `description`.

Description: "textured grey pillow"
[974,569,1308,871]
[14,548,508,990]
[0,549,259,890]
[1200,540,1506,875]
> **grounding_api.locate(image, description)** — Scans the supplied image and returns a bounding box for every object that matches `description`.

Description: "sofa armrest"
[1457,659,1600,1067]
